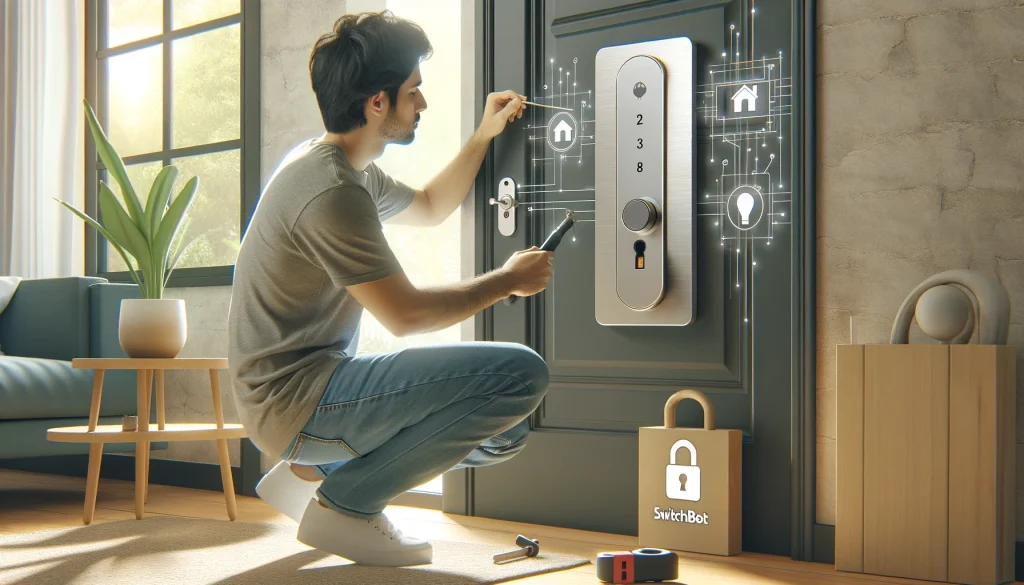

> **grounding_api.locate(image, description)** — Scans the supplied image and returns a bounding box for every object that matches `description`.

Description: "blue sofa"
[0,277,167,459]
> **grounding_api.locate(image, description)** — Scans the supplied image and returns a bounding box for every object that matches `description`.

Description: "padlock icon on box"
[638,389,742,556]
[665,439,700,501]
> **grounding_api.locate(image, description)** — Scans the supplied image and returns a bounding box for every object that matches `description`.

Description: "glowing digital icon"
[726,186,764,231]
[736,192,755,225]
[730,84,758,113]
[553,119,573,143]
[666,439,701,502]
[545,111,579,153]
[633,81,647,99]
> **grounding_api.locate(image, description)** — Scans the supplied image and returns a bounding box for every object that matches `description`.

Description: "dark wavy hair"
[308,11,432,133]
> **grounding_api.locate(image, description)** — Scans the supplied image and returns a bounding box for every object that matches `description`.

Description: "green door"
[445,0,815,558]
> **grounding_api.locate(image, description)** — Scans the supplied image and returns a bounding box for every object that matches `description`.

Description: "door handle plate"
[490,177,517,236]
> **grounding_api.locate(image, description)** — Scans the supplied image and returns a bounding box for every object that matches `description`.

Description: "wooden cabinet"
[835,344,1016,585]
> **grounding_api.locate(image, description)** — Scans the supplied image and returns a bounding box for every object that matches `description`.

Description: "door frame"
[444,0,819,563]
[790,0,818,564]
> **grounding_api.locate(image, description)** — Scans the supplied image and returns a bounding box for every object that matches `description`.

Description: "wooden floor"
[1,470,1016,585]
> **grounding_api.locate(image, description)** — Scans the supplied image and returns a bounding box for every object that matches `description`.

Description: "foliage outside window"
[88,0,257,284]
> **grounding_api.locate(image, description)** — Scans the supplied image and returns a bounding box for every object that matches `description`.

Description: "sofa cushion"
[0,276,102,361]
[0,356,138,420]
[0,277,20,355]
[0,276,20,314]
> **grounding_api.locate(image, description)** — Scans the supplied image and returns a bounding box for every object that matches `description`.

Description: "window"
[84,0,260,286]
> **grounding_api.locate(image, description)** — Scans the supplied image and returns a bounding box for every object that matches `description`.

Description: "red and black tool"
[596,548,678,583]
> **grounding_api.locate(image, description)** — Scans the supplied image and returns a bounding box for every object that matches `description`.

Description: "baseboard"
[0,453,242,494]
[1,444,443,514]
[1018,540,1023,583]
[812,523,835,565]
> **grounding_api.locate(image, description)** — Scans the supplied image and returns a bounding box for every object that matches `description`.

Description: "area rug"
[0,515,590,585]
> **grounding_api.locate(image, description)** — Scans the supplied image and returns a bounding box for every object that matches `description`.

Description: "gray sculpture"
[890,269,1011,345]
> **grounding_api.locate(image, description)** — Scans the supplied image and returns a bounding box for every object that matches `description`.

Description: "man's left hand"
[477,90,527,139]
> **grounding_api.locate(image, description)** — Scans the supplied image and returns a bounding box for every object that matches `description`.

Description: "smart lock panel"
[595,37,695,326]
[615,55,665,310]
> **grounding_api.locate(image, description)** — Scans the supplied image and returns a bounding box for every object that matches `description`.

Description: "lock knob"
[622,198,657,232]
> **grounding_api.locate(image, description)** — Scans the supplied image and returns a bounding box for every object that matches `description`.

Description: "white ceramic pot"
[118,298,188,358]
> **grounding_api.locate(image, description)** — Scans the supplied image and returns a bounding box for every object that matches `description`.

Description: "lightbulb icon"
[737,192,755,225]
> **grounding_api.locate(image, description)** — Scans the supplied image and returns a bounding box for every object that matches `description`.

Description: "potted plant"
[57,99,199,358]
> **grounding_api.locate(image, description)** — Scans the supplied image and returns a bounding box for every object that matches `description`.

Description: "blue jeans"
[279,341,549,519]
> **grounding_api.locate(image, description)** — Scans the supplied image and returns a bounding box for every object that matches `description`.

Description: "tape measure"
[596,548,677,583]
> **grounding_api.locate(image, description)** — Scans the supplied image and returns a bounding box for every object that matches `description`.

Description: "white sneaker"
[255,461,322,522]
[296,497,433,566]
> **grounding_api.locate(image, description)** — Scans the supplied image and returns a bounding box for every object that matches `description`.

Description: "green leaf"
[164,236,199,288]
[83,99,147,233]
[55,198,144,290]
[99,181,152,293]
[144,165,179,241]
[152,176,199,274]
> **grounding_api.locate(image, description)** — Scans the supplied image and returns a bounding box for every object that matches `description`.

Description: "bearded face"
[379,108,419,145]
[377,67,426,145]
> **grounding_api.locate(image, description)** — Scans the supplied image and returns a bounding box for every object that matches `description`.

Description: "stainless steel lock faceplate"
[490,177,517,236]
[615,55,665,310]
[595,37,695,326]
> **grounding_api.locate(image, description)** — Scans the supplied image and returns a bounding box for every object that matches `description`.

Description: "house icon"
[553,119,574,143]
[731,84,758,113]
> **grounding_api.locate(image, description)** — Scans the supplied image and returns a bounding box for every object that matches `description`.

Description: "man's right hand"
[501,247,554,297]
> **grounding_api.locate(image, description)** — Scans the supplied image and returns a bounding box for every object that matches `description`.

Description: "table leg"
[84,442,103,525]
[84,370,105,524]
[143,370,153,504]
[87,370,105,432]
[135,369,147,520]
[156,370,165,429]
[209,369,237,520]
[217,439,237,521]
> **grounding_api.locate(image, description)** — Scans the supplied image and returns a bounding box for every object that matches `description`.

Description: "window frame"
[83,0,261,288]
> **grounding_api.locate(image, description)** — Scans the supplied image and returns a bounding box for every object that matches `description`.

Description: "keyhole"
[633,240,646,269]
[503,210,510,218]
[679,473,687,492]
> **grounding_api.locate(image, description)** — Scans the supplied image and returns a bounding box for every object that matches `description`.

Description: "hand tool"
[596,548,678,583]
[492,534,541,563]
[504,209,575,305]
[523,100,572,111]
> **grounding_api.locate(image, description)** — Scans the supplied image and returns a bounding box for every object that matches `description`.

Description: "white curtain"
[0,0,83,278]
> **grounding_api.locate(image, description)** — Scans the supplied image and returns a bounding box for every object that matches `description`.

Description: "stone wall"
[150,0,347,471]
[815,0,1024,536]
[260,0,350,186]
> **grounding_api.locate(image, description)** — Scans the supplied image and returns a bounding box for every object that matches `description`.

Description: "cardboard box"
[638,389,742,556]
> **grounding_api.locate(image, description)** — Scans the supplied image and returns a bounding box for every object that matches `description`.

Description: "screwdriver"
[523,100,572,112]
[504,210,575,305]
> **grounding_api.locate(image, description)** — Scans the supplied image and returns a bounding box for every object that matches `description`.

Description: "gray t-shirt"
[227,138,415,458]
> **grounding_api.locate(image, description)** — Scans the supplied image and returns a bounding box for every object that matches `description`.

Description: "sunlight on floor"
[413,474,442,494]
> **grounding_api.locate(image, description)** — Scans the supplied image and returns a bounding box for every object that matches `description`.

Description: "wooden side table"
[47,358,247,525]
